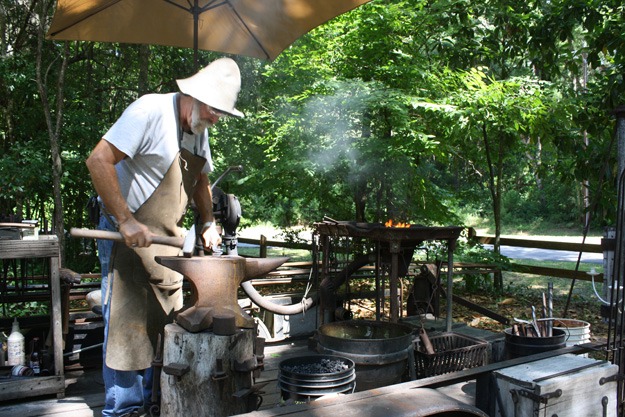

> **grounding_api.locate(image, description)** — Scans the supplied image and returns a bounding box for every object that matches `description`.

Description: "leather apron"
[106,148,205,371]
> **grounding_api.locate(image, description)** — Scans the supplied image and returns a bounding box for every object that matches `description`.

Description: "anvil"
[155,255,288,332]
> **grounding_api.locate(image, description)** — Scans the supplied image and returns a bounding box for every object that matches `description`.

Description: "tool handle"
[419,328,436,355]
[70,228,183,248]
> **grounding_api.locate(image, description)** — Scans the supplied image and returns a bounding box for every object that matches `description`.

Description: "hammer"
[70,224,197,257]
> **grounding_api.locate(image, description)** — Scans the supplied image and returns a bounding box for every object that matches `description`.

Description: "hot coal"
[282,358,349,375]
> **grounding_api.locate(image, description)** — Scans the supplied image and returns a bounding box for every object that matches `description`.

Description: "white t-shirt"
[103,93,213,212]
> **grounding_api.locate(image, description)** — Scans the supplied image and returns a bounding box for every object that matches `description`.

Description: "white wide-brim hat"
[176,57,244,118]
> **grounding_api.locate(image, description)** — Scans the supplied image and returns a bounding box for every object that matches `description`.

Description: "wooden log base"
[161,323,257,417]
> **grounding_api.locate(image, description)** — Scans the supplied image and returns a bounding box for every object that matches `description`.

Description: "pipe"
[240,281,317,315]
[63,342,103,357]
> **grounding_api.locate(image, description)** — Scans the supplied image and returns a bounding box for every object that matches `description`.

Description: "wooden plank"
[449,269,498,275]
[0,376,65,401]
[263,339,312,371]
[249,278,307,286]
[239,237,312,250]
[261,392,283,410]
[0,391,102,416]
[450,294,510,324]
[281,261,318,268]
[0,222,36,229]
[267,269,313,277]
[442,262,498,268]
[508,263,603,282]
[0,238,59,260]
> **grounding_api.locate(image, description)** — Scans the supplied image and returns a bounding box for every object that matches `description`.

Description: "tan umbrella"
[47,0,371,61]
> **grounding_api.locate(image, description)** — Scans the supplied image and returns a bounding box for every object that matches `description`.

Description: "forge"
[313,219,463,330]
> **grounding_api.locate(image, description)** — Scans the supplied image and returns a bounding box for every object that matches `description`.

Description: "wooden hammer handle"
[70,228,184,248]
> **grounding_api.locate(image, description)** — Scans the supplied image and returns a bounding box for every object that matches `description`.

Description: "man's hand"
[201,222,222,250]
[119,217,153,248]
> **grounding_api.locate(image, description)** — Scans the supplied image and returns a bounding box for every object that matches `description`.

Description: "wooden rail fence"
[65,230,608,310]
[472,233,604,282]
[241,230,607,283]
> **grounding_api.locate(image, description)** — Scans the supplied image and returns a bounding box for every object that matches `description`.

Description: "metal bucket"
[504,328,566,359]
[316,320,415,391]
[278,355,356,401]
[552,319,591,346]
[552,318,591,357]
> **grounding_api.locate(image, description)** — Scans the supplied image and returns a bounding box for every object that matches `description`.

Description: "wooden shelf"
[0,237,65,400]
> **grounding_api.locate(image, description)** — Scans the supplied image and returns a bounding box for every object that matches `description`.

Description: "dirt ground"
[449,287,610,343]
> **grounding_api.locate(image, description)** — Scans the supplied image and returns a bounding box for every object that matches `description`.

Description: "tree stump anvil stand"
[161,323,263,417]
[156,255,286,416]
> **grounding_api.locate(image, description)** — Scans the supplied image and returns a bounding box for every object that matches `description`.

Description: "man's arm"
[86,139,153,247]
[193,173,221,248]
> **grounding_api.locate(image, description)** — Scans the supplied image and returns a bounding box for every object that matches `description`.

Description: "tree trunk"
[353,177,367,222]
[36,0,69,263]
[482,122,507,291]
[482,122,501,255]
[138,44,150,96]
[161,324,256,417]
[354,110,372,222]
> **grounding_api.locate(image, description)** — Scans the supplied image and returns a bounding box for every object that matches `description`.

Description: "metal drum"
[316,320,415,391]
[504,327,566,359]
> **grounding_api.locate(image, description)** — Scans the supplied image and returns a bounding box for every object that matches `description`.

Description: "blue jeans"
[98,215,153,416]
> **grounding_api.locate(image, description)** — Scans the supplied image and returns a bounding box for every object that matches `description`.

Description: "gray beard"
[191,99,210,135]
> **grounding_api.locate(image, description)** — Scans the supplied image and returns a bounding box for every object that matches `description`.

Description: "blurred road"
[484,244,603,264]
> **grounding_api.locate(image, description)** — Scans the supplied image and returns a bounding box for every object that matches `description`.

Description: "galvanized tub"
[316,320,415,391]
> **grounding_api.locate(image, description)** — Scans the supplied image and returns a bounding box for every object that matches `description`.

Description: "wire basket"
[414,332,489,378]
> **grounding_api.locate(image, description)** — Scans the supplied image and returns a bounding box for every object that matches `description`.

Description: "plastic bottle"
[7,318,25,366]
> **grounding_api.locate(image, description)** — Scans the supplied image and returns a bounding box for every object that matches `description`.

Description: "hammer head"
[182,224,196,257]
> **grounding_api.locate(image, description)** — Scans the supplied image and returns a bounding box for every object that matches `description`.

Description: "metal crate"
[414,331,488,378]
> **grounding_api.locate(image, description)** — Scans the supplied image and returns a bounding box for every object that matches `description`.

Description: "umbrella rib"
[48,0,123,37]
[163,0,192,13]
[164,0,270,60]
[225,1,270,60]
[198,0,229,12]
[163,0,226,14]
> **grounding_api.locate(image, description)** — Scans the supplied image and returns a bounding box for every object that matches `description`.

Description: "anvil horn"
[244,256,289,280]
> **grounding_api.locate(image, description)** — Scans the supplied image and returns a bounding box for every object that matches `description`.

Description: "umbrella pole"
[193,0,199,71]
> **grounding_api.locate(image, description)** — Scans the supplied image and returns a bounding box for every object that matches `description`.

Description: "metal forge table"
[314,220,463,330]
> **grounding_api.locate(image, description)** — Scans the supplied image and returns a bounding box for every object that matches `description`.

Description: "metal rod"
[446,241,454,332]
[63,342,103,357]
[375,241,381,321]
[390,241,399,322]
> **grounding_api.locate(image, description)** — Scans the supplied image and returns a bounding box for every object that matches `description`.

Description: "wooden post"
[161,323,256,417]
[260,235,267,258]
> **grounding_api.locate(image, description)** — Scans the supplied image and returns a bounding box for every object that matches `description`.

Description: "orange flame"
[385,219,411,228]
